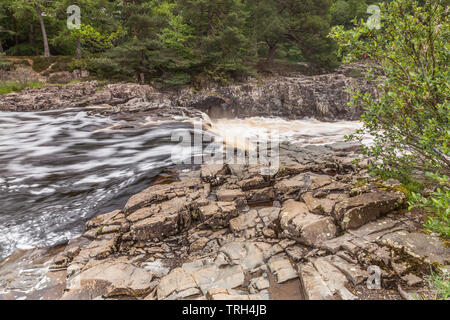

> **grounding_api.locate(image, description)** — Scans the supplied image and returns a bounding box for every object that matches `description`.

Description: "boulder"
[335,191,405,230]
[200,164,229,186]
[268,257,298,284]
[280,200,338,247]
[275,174,309,199]
[238,176,270,191]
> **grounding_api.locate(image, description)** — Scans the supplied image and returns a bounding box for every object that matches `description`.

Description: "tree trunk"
[76,37,82,59]
[14,19,19,46]
[266,44,277,63]
[29,24,35,55]
[0,40,3,53]
[35,3,50,57]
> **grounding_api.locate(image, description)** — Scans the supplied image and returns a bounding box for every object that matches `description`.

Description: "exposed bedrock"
[2,142,448,300]
[0,69,375,121]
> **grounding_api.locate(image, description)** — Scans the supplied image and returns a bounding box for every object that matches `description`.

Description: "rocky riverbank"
[0,67,374,121]
[1,141,448,300]
[1,67,447,300]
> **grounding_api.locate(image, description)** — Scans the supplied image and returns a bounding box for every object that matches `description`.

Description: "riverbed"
[0,109,363,259]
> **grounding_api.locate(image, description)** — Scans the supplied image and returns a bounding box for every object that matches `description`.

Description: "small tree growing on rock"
[329,0,449,237]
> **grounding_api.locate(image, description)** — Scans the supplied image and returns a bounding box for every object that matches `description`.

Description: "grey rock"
[335,191,405,230]
[380,231,450,265]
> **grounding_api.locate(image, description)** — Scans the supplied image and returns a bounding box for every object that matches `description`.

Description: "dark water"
[0,108,362,260]
[0,109,202,259]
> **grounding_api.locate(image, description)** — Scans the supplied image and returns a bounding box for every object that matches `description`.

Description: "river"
[0,109,363,259]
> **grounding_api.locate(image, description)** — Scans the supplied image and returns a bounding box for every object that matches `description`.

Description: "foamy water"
[209,117,367,149]
[0,111,364,260]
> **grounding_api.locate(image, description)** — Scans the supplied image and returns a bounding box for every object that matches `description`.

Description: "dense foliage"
[0,0,381,85]
[329,0,449,237]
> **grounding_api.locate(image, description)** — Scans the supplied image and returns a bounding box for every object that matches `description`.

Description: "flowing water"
[0,109,363,260]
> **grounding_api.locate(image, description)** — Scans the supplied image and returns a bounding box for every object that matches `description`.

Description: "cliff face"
[0,69,375,121]
[176,72,374,121]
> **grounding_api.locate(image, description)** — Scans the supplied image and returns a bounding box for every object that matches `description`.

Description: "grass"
[425,268,450,300]
[0,81,45,95]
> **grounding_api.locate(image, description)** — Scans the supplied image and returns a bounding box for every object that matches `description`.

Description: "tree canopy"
[0,0,385,85]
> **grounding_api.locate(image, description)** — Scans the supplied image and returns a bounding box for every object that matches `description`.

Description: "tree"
[52,0,123,58]
[330,0,449,236]
[10,0,51,56]
[176,0,257,81]
[250,0,289,62]
[33,0,50,56]
[330,0,368,28]
[0,4,13,53]
[285,0,339,69]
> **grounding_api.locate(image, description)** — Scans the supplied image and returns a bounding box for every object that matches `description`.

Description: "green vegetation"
[0,53,13,70]
[0,0,386,86]
[0,80,44,94]
[425,268,450,300]
[409,174,450,238]
[330,0,449,238]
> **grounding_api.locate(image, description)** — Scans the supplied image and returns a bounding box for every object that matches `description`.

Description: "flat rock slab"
[155,241,290,300]
[124,178,201,213]
[64,259,154,299]
[380,231,450,265]
[157,267,198,300]
[216,189,245,202]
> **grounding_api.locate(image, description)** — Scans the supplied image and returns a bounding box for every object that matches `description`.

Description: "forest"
[0,0,383,86]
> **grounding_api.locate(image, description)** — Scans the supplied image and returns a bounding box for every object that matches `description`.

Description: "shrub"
[6,43,40,56]
[31,56,74,74]
[85,57,129,81]
[409,173,449,238]
[330,0,449,236]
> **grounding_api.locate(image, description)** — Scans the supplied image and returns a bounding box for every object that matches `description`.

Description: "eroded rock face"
[0,82,154,112]
[1,142,445,301]
[0,70,374,121]
[177,73,373,120]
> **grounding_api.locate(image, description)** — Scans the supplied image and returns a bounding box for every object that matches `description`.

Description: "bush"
[330,0,449,235]
[409,173,449,238]
[67,59,88,71]
[6,43,40,56]
[85,57,129,81]
[31,56,74,74]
